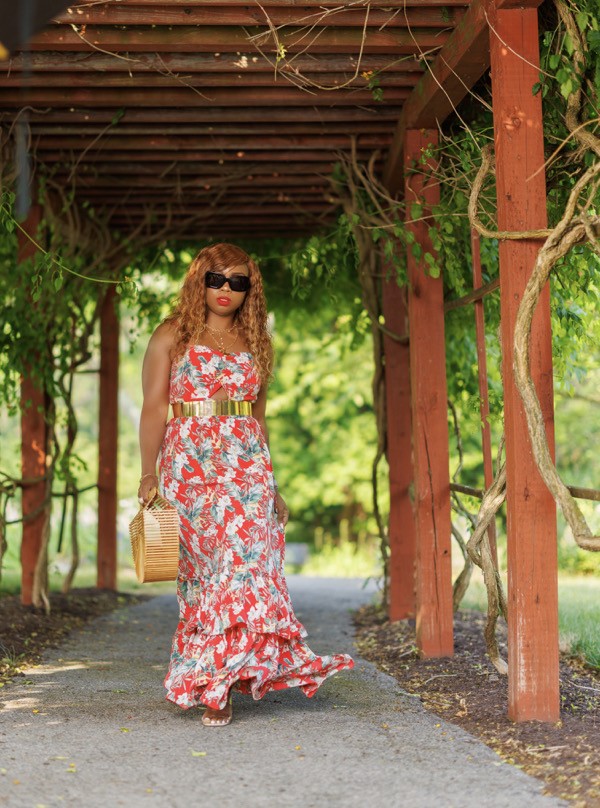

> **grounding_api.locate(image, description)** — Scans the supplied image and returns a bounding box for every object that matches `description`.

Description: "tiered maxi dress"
[160,345,354,710]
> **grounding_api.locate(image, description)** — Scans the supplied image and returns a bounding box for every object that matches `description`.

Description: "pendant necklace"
[205,323,238,354]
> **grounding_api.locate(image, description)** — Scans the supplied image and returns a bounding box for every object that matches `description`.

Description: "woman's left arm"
[253,384,289,527]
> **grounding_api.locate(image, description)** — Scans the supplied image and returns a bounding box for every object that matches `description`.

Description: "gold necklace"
[204,323,239,354]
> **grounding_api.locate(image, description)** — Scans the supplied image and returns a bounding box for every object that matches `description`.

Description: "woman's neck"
[205,312,236,331]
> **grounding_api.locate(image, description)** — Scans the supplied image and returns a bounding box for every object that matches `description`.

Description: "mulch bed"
[0,588,143,688]
[353,605,600,808]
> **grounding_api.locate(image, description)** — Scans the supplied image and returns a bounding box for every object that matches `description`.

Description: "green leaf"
[560,78,574,99]
[564,34,574,56]
[575,11,588,32]
[588,30,600,53]
[548,54,560,70]
[111,107,126,127]
[410,203,422,220]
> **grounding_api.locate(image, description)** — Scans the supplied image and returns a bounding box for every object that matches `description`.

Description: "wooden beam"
[26,123,395,137]
[0,86,411,107]
[74,190,334,202]
[382,260,416,621]
[19,204,48,607]
[60,175,332,189]
[4,106,402,124]
[35,149,375,164]
[4,52,426,74]
[31,134,394,151]
[384,0,491,193]
[0,70,421,89]
[97,286,119,590]
[64,0,470,6]
[489,4,559,723]
[405,128,453,657]
[46,161,377,177]
[54,5,464,28]
[24,25,451,54]
[107,202,334,215]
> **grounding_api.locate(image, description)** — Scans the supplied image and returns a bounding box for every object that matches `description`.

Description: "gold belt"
[172,399,253,418]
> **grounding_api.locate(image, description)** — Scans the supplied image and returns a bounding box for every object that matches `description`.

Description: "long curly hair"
[165,243,273,385]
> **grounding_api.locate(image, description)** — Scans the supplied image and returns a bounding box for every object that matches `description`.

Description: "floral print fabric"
[160,346,354,710]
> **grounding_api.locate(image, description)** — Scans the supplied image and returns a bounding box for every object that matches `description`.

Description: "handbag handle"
[142,486,158,509]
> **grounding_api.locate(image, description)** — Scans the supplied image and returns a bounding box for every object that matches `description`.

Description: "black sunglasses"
[205,271,251,293]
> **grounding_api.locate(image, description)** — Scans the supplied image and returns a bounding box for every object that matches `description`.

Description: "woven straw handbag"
[129,489,180,583]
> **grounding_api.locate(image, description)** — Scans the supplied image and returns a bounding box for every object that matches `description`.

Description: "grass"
[297,541,382,579]
[460,573,600,670]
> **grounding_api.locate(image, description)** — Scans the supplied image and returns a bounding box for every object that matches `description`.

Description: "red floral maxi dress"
[159,345,354,711]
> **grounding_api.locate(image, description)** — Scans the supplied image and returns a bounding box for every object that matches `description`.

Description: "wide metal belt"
[172,399,253,418]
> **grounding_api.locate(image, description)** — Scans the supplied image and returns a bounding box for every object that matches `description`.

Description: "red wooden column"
[19,203,47,606]
[489,4,559,722]
[382,261,416,620]
[97,286,120,590]
[404,129,453,656]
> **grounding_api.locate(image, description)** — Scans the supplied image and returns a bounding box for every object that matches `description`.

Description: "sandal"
[201,691,233,727]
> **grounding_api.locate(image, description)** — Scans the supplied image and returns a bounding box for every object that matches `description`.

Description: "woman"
[138,243,354,727]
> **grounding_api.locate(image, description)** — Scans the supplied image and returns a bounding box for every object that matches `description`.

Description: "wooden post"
[382,261,416,620]
[19,203,47,606]
[489,4,559,722]
[404,129,453,656]
[97,286,119,590]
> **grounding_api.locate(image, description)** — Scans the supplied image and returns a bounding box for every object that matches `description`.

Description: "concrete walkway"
[0,577,564,808]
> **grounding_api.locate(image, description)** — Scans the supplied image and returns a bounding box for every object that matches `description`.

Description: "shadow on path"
[0,576,565,807]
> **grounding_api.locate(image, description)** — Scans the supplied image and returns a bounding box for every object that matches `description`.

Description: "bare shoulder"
[148,321,177,353]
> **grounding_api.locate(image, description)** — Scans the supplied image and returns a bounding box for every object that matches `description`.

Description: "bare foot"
[201,696,233,727]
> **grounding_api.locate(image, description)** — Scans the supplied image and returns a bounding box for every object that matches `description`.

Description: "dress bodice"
[169,345,261,403]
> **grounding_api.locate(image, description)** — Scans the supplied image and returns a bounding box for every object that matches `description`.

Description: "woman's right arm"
[138,324,174,503]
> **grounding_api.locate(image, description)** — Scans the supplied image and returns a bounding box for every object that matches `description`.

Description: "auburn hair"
[165,242,273,385]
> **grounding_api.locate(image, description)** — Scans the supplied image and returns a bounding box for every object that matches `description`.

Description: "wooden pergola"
[3,0,559,723]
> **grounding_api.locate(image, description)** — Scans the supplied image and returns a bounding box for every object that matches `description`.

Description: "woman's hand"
[275,491,289,526]
[138,473,158,506]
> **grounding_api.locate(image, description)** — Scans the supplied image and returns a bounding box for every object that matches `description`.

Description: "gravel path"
[0,576,564,808]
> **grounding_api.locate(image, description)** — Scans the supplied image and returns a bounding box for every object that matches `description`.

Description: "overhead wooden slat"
[61,0,470,7]
[48,160,379,176]
[25,26,452,54]
[8,106,403,123]
[31,134,393,150]
[81,190,334,200]
[0,86,412,107]
[54,4,464,28]
[26,123,396,136]
[45,174,332,188]
[27,119,393,131]
[35,149,378,163]
[0,70,422,88]
[4,52,426,73]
